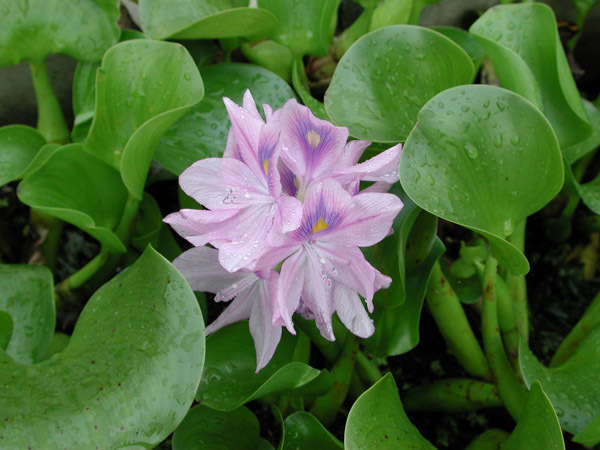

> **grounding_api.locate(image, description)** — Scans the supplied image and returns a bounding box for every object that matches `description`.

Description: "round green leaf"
[139,0,277,40]
[345,373,435,449]
[520,326,600,435]
[172,405,261,450]
[198,322,332,411]
[470,3,592,148]
[431,26,485,71]
[503,381,564,449]
[84,39,204,200]
[154,63,295,175]
[325,25,474,142]
[400,85,563,274]
[0,125,46,186]
[282,412,343,450]
[0,246,205,448]
[0,264,54,364]
[0,0,120,66]
[257,0,339,57]
[18,144,129,253]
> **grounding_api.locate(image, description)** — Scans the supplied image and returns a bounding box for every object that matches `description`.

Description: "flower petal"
[333,283,375,338]
[173,246,253,294]
[249,275,282,371]
[163,208,239,246]
[205,288,254,335]
[275,195,303,233]
[179,158,271,210]
[275,249,306,333]
[276,99,349,186]
[335,143,402,184]
[302,245,335,341]
[341,140,371,167]
[324,191,403,247]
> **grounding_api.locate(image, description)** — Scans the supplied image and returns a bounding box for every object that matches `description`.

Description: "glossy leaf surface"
[0,247,205,448]
[573,413,600,447]
[281,412,343,450]
[258,0,339,57]
[431,26,485,71]
[345,373,435,449]
[503,381,564,449]
[18,144,128,252]
[470,3,591,148]
[154,63,295,175]
[172,405,261,450]
[85,39,204,199]
[140,0,277,40]
[520,326,600,435]
[0,264,54,364]
[0,125,46,186]
[198,322,331,411]
[400,85,563,274]
[325,25,474,142]
[0,0,119,66]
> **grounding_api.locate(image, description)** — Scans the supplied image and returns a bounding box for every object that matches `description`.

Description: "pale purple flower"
[164,92,302,272]
[274,98,402,198]
[257,178,403,341]
[174,246,281,372]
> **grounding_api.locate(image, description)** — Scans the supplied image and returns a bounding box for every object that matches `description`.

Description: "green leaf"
[172,405,261,450]
[18,144,129,253]
[0,264,54,364]
[139,0,277,40]
[0,311,13,351]
[84,39,204,200]
[154,63,295,175]
[0,0,120,66]
[0,246,204,448]
[41,332,70,360]
[0,125,46,186]
[400,85,563,274]
[325,25,474,142]
[431,26,485,71]
[241,40,293,83]
[258,0,339,57]
[291,58,329,120]
[131,193,163,252]
[562,100,600,164]
[198,322,332,411]
[503,381,564,449]
[519,326,600,435]
[345,373,436,449]
[573,413,600,447]
[281,412,343,450]
[470,3,592,148]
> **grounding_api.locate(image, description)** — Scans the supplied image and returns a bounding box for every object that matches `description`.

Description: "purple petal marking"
[258,121,283,197]
[179,158,271,210]
[278,161,298,197]
[333,283,375,338]
[295,179,353,241]
[276,99,349,186]
[173,246,253,294]
[250,274,282,371]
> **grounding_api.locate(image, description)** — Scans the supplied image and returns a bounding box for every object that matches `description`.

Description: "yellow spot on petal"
[312,217,329,234]
[306,130,321,148]
[263,160,269,174]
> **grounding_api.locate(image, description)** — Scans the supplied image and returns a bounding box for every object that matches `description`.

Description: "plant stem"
[481,256,527,421]
[425,261,492,381]
[309,334,359,426]
[506,220,529,344]
[29,60,70,144]
[551,290,600,367]
[55,248,109,299]
[402,378,503,413]
[30,209,63,271]
[355,351,381,385]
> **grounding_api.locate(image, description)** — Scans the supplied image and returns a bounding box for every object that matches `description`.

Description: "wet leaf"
[431,26,485,71]
[0,247,205,448]
[400,85,563,274]
[325,25,474,142]
[0,125,46,186]
[281,412,343,449]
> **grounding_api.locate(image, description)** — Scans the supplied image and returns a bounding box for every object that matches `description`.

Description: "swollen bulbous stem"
[29,60,70,144]
[425,261,492,381]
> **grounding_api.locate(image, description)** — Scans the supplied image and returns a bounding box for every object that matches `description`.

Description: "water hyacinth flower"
[165,90,403,370]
